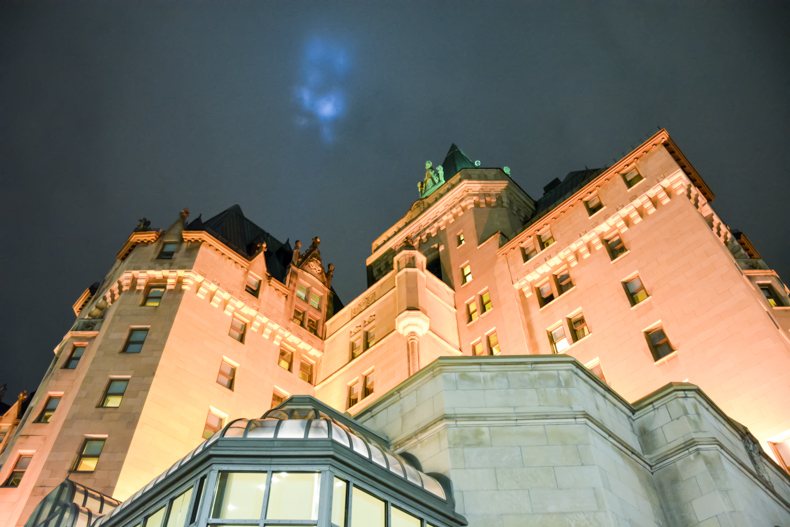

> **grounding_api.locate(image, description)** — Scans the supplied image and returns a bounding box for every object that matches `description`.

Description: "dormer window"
[245,275,261,297]
[622,169,644,189]
[538,230,555,250]
[296,284,308,302]
[309,291,322,309]
[521,242,537,262]
[158,242,179,260]
[584,194,604,215]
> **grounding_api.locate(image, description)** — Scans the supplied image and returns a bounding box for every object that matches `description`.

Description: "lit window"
[100,379,129,408]
[350,338,362,359]
[278,347,293,371]
[35,395,61,423]
[144,286,165,307]
[309,291,322,309]
[480,290,493,313]
[165,486,194,527]
[555,269,573,294]
[202,409,225,439]
[363,372,375,398]
[296,284,308,301]
[538,230,555,250]
[584,194,603,215]
[487,332,501,355]
[605,235,627,260]
[347,382,360,409]
[216,360,236,390]
[271,390,286,408]
[521,242,537,262]
[267,472,321,521]
[622,169,644,189]
[122,328,148,353]
[307,317,319,335]
[73,438,105,472]
[536,281,555,307]
[569,313,590,342]
[548,325,570,353]
[211,472,267,520]
[351,487,385,527]
[228,317,246,343]
[2,455,32,487]
[245,275,261,297]
[460,264,473,285]
[456,232,465,246]
[293,308,306,327]
[64,344,86,369]
[471,340,484,356]
[645,327,674,361]
[299,360,314,384]
[392,506,421,527]
[158,242,179,259]
[363,328,376,350]
[623,276,649,306]
[466,299,479,322]
[331,477,348,527]
[146,505,165,527]
[759,284,786,307]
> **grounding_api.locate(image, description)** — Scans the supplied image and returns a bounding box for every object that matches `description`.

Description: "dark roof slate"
[533,167,606,218]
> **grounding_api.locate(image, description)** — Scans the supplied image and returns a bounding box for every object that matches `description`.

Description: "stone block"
[496,467,556,489]
[522,445,581,466]
[490,425,547,447]
[448,427,491,448]
[463,489,533,514]
[545,424,590,445]
[463,446,523,468]
[692,491,728,521]
[450,468,498,491]
[530,488,600,513]
[554,466,603,488]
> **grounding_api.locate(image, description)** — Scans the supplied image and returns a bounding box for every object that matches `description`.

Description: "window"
[278,347,293,371]
[307,317,319,335]
[548,325,570,353]
[645,326,674,361]
[245,275,261,297]
[569,313,590,342]
[460,264,473,285]
[266,472,321,521]
[480,290,493,313]
[73,438,105,472]
[202,409,225,439]
[2,455,32,487]
[363,328,376,350]
[466,299,479,322]
[471,340,484,356]
[362,372,375,398]
[351,487,385,527]
[216,360,236,390]
[158,242,179,259]
[211,472,267,520]
[35,395,61,423]
[555,269,574,294]
[392,507,421,527]
[293,308,306,327]
[521,242,537,262]
[538,230,555,250]
[759,284,786,307]
[622,169,644,189]
[605,235,627,260]
[623,275,649,306]
[228,317,246,343]
[100,379,129,408]
[332,477,348,527]
[164,486,194,527]
[487,332,501,355]
[271,390,286,408]
[144,286,165,307]
[456,232,465,246]
[299,360,314,384]
[122,328,148,353]
[536,281,555,307]
[584,193,604,215]
[347,382,360,409]
[64,344,86,369]
[296,284,308,301]
[350,338,362,359]
[309,291,322,309]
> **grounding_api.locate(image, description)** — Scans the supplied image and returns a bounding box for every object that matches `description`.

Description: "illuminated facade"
[1,129,789,526]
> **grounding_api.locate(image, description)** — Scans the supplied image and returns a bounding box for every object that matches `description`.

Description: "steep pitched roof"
[440,143,475,179]
[533,168,606,218]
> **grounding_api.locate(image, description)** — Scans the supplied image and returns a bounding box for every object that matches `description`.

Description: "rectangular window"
[211,472,267,520]
[623,275,649,306]
[331,477,348,527]
[466,299,479,322]
[2,455,32,487]
[278,347,293,371]
[351,487,385,527]
[347,382,360,409]
[64,344,86,369]
[471,340,484,356]
[521,242,537,262]
[144,286,165,307]
[202,409,225,439]
[548,325,570,353]
[165,486,194,527]
[536,281,555,307]
[759,284,786,307]
[460,264,473,284]
[122,328,148,353]
[35,395,61,423]
[158,242,179,260]
[584,194,603,215]
[309,291,322,309]
[487,332,501,355]
[266,472,321,521]
[307,317,319,335]
[480,290,493,313]
[296,284,308,301]
[350,338,362,359]
[622,169,644,189]
[245,275,261,297]
[362,372,374,398]
[216,360,236,390]
[228,317,246,343]
[293,308,306,327]
[271,390,286,408]
[363,328,375,350]
[100,379,129,408]
[605,235,627,260]
[456,232,465,246]
[299,360,314,384]
[74,438,105,472]
[646,326,674,361]
[538,230,555,250]
[569,313,590,342]
[555,269,573,294]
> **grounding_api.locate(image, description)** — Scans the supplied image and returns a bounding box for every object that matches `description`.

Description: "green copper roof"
[418,144,475,199]
[440,143,475,180]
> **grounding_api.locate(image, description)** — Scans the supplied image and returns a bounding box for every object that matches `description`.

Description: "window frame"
[471,339,484,356]
[605,234,628,261]
[486,331,501,355]
[278,347,294,372]
[35,395,62,424]
[228,317,247,343]
[537,230,556,251]
[245,274,261,297]
[216,359,237,391]
[480,290,493,314]
[568,312,590,342]
[299,359,315,385]
[143,285,166,307]
[622,168,645,189]
[100,378,130,408]
[122,327,149,354]
[2,454,32,487]
[460,263,473,285]
[466,298,479,323]
[758,283,786,308]
[202,408,226,440]
[645,326,674,361]
[583,193,604,216]
[548,324,570,354]
[521,241,538,263]
[73,438,106,473]
[623,275,650,306]
[157,241,179,260]
[456,232,465,247]
[63,344,86,369]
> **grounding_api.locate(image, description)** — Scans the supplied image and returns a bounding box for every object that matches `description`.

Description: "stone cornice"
[116,231,160,260]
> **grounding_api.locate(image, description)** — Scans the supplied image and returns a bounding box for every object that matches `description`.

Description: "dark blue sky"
[1,1,788,401]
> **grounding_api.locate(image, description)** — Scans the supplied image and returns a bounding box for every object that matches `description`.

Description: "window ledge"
[625,179,645,192]
[629,296,652,310]
[609,251,630,264]
[538,286,576,311]
[771,305,790,310]
[653,350,678,365]
[587,206,607,219]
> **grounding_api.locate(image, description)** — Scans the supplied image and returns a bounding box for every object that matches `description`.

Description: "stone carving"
[135,218,151,231]
[418,161,445,198]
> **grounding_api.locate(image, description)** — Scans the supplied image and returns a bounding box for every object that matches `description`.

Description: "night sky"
[1,2,788,402]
